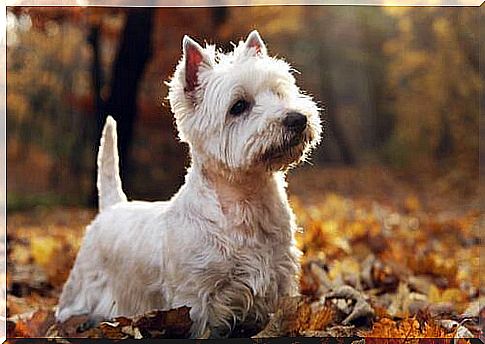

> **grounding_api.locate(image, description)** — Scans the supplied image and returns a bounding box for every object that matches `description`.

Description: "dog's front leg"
[189,281,254,339]
[189,299,236,338]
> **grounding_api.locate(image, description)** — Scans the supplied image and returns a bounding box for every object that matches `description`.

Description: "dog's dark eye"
[229,99,249,116]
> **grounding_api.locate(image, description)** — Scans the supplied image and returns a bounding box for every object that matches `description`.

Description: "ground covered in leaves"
[6,166,483,340]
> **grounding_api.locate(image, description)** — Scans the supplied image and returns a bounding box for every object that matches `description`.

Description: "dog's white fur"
[56,31,322,337]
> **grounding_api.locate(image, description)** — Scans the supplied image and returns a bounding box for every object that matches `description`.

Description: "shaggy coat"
[56,30,322,337]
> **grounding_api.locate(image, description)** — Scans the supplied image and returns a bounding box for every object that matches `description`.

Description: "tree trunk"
[87,24,104,206]
[88,24,104,143]
[318,47,355,165]
[88,8,154,206]
[104,8,154,190]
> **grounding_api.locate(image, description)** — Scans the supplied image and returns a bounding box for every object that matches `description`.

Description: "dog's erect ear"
[183,35,211,93]
[244,30,267,56]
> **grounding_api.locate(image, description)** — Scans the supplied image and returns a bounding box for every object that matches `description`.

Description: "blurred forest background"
[5,6,483,339]
[6,6,480,209]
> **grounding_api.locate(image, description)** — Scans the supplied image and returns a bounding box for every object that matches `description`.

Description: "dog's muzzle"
[261,113,310,166]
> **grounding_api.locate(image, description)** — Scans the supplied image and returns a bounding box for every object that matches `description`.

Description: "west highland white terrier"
[56,30,322,338]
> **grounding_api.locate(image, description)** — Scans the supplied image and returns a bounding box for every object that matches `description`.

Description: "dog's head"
[168,30,322,174]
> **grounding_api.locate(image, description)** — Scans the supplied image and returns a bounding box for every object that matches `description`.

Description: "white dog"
[56,30,322,338]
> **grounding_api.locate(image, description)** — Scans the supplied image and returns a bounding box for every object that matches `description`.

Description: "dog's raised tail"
[97,116,127,212]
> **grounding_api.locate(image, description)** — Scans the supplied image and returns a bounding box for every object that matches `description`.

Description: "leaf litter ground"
[6,166,483,339]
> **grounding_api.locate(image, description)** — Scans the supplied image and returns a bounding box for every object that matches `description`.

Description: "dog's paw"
[77,316,104,333]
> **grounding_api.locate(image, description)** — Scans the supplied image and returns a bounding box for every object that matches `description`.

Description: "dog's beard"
[260,130,310,171]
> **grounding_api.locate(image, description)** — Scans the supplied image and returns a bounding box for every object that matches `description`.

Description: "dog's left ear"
[244,30,267,56]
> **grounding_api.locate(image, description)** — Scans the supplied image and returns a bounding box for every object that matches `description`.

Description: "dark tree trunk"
[87,24,104,206]
[212,7,227,27]
[435,113,453,161]
[104,8,154,190]
[318,48,355,165]
[211,7,231,51]
[88,24,104,147]
[88,9,154,206]
[323,95,355,165]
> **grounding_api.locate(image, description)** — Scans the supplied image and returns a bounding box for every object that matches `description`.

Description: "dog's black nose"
[283,112,307,133]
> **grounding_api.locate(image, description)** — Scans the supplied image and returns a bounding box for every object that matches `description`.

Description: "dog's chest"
[224,193,291,239]
[215,200,294,295]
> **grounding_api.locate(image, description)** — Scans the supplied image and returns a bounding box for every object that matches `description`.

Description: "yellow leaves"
[295,193,380,260]
[364,317,453,339]
[292,167,480,319]
[7,208,92,291]
[30,236,59,268]
[252,296,336,338]
[404,195,421,213]
[8,308,56,338]
[10,245,31,266]
[327,258,360,282]
[7,293,58,316]
[346,221,368,239]
[6,167,481,339]
[427,286,467,307]
[408,253,459,288]
[30,235,76,287]
[291,302,334,334]
[299,219,351,258]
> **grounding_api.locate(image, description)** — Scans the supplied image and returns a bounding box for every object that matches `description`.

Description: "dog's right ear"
[183,35,211,93]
